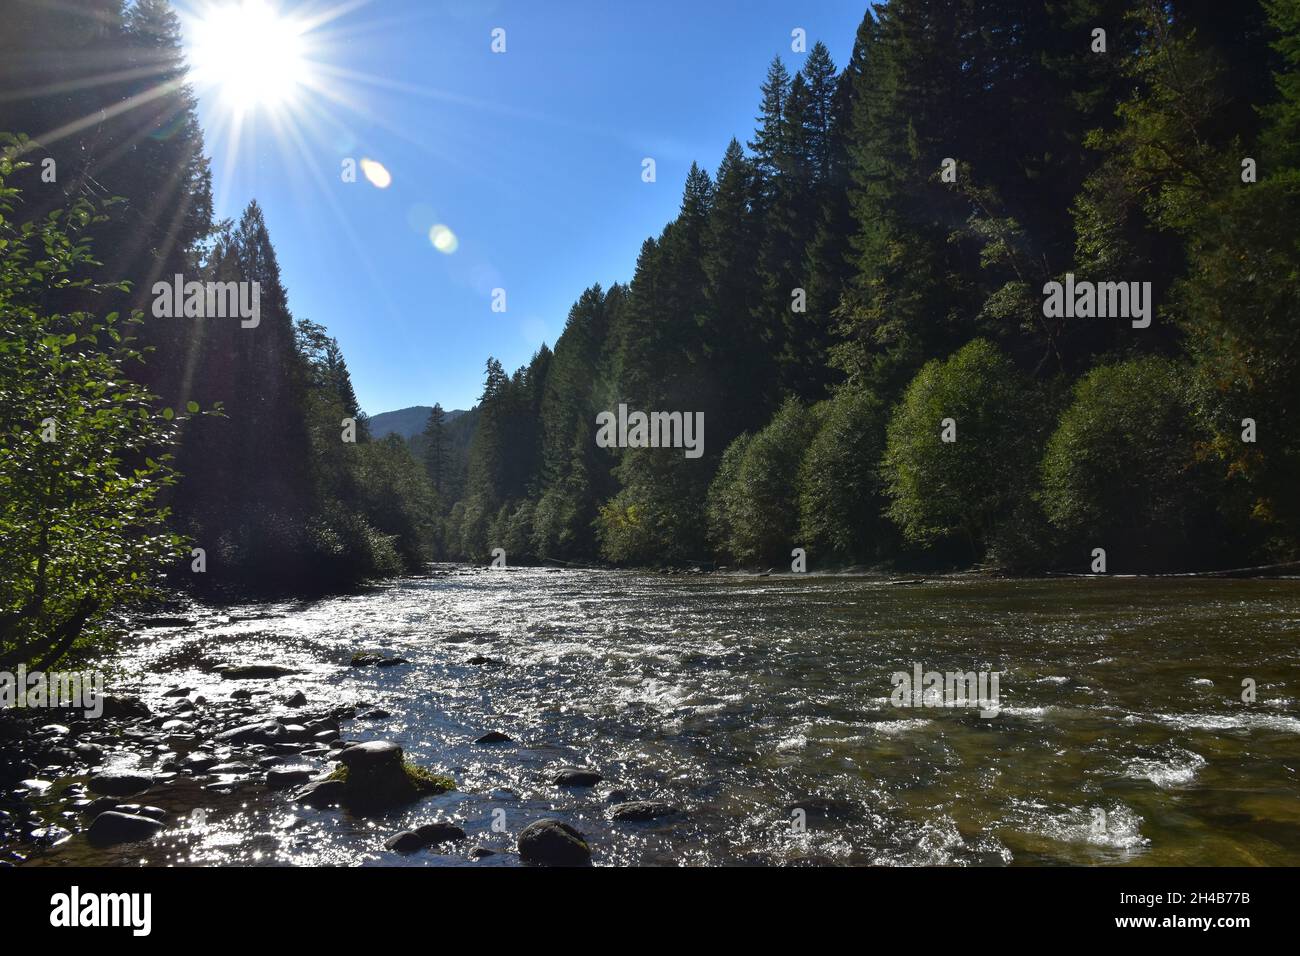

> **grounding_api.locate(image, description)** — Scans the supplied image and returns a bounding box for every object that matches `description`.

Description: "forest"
[2,1,1299,674]
[439,0,1300,575]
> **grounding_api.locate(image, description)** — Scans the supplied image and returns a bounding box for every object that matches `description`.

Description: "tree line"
[438,0,1300,574]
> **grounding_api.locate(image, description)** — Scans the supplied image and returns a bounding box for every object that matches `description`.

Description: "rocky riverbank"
[0,598,689,867]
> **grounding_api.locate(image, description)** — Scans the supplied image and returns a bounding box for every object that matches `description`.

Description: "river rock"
[517,819,591,866]
[73,743,103,765]
[283,690,307,707]
[350,653,406,667]
[338,741,403,769]
[182,753,219,773]
[87,811,164,847]
[115,804,167,821]
[415,821,466,844]
[382,821,466,853]
[0,758,37,787]
[384,830,425,853]
[217,720,286,745]
[29,825,71,846]
[82,796,118,817]
[610,801,679,822]
[553,767,603,787]
[474,731,513,745]
[88,770,153,797]
[266,768,313,790]
[294,778,347,809]
[98,696,150,720]
[219,664,297,680]
[331,742,451,814]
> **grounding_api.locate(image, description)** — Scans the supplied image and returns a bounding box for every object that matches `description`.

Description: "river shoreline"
[4,568,1299,867]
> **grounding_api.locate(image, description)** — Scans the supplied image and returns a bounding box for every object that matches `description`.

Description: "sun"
[189,0,311,111]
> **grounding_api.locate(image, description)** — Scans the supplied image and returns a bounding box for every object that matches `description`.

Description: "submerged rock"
[350,653,407,668]
[610,801,679,822]
[219,664,297,680]
[517,819,591,866]
[781,797,861,821]
[553,766,603,787]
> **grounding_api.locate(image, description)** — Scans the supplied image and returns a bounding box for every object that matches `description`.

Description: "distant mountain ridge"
[368,405,466,440]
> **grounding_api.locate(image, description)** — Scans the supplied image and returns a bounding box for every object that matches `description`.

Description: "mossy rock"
[325,759,454,813]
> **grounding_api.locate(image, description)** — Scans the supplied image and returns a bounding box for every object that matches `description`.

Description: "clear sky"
[176,0,868,413]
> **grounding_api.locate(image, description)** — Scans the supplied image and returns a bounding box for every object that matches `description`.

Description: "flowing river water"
[20,568,1300,866]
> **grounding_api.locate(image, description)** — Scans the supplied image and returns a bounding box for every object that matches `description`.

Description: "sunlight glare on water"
[29,569,1300,867]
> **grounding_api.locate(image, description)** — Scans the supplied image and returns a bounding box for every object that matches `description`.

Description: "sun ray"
[14,77,188,159]
[0,62,180,105]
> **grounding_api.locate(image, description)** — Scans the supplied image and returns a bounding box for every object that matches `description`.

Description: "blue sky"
[178,0,868,413]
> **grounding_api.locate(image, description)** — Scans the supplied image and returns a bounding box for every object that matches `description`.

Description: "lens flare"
[360,158,392,189]
[429,224,459,254]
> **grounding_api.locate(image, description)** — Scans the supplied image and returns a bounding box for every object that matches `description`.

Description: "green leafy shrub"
[882,339,1043,561]
[0,144,187,669]
[1040,356,1226,570]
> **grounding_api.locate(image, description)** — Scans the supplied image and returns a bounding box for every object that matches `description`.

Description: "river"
[23,567,1300,866]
